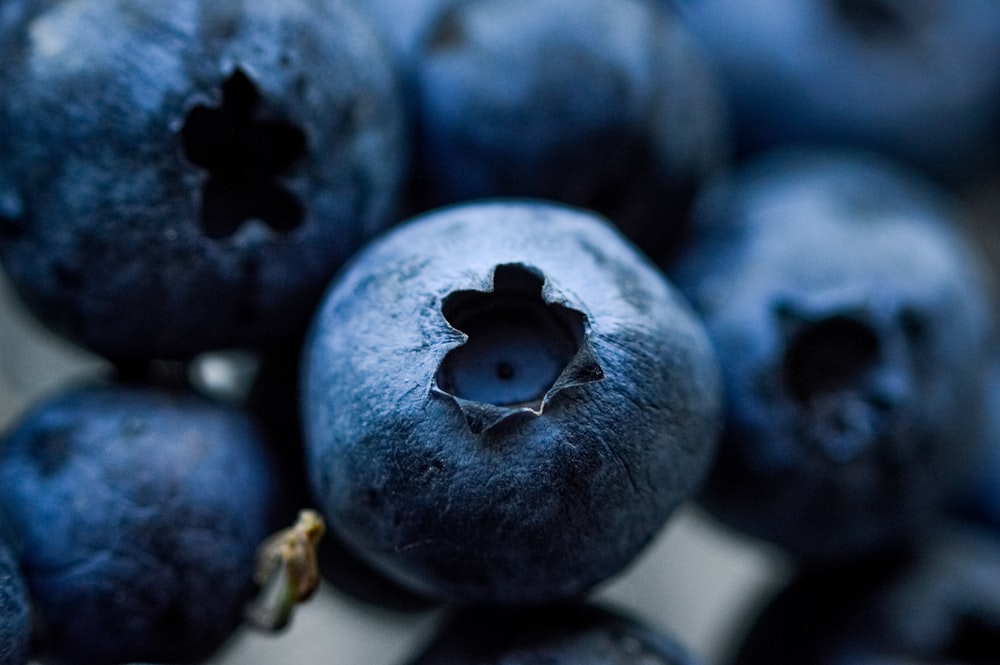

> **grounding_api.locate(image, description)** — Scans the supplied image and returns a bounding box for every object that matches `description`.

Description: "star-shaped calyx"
[180,68,307,239]
[434,263,604,433]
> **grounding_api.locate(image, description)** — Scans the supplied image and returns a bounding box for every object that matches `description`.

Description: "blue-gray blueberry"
[0,381,281,665]
[406,602,701,665]
[0,0,408,361]
[732,524,1000,665]
[410,0,729,262]
[668,0,1000,184]
[302,199,722,604]
[672,148,998,564]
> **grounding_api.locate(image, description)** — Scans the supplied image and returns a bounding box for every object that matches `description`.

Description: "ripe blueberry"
[410,0,729,262]
[732,524,1000,665]
[672,148,997,563]
[0,0,408,361]
[302,200,722,604]
[0,381,281,664]
[668,0,1000,183]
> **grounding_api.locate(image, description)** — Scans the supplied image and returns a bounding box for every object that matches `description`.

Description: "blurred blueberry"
[407,602,701,665]
[668,0,1000,185]
[0,0,408,361]
[409,0,730,263]
[732,524,1000,665]
[0,381,282,664]
[672,148,998,563]
[302,199,722,604]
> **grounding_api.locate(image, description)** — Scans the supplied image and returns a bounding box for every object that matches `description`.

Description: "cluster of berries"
[1,1,1000,664]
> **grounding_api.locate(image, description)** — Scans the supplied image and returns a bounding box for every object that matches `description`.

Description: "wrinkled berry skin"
[0,0,408,361]
[303,200,721,604]
[410,0,729,262]
[0,532,30,665]
[948,362,1000,533]
[672,149,997,564]
[732,525,1000,665]
[0,382,280,665]
[668,0,1000,184]
[407,602,701,665]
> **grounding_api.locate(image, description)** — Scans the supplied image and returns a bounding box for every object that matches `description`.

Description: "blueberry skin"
[0,536,30,665]
[302,200,722,604]
[0,0,408,361]
[671,149,997,564]
[948,360,1000,533]
[406,602,701,665]
[732,525,1000,665]
[410,0,729,262]
[0,382,281,665]
[668,0,1000,184]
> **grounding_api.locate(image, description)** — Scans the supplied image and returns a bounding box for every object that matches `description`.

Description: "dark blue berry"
[732,524,1000,665]
[0,0,408,361]
[302,200,722,604]
[0,381,281,664]
[668,0,1000,184]
[671,148,997,563]
[407,602,702,665]
[409,0,729,262]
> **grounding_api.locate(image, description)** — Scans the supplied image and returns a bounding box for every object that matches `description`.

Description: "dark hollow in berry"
[180,68,307,239]
[781,315,881,404]
[436,264,587,409]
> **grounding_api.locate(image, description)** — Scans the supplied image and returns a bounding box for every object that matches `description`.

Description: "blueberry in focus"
[668,0,1000,184]
[407,602,701,665]
[410,0,730,262]
[0,0,408,361]
[731,524,1000,665]
[302,200,722,604]
[0,381,282,665]
[0,522,30,665]
[671,148,998,564]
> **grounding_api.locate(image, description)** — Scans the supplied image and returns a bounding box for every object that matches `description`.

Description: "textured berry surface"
[302,200,722,604]
[672,149,997,563]
[669,0,1000,183]
[410,0,729,261]
[0,381,281,664]
[0,0,408,361]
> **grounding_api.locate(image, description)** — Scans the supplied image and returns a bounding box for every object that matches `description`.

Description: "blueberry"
[671,148,997,563]
[0,0,408,361]
[0,525,30,665]
[0,381,281,664]
[731,524,1000,665]
[409,0,730,262]
[407,602,701,665]
[668,0,1000,184]
[302,200,722,604]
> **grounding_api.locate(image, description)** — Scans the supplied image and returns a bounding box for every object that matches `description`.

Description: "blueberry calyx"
[776,301,912,464]
[179,67,307,239]
[433,263,603,434]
